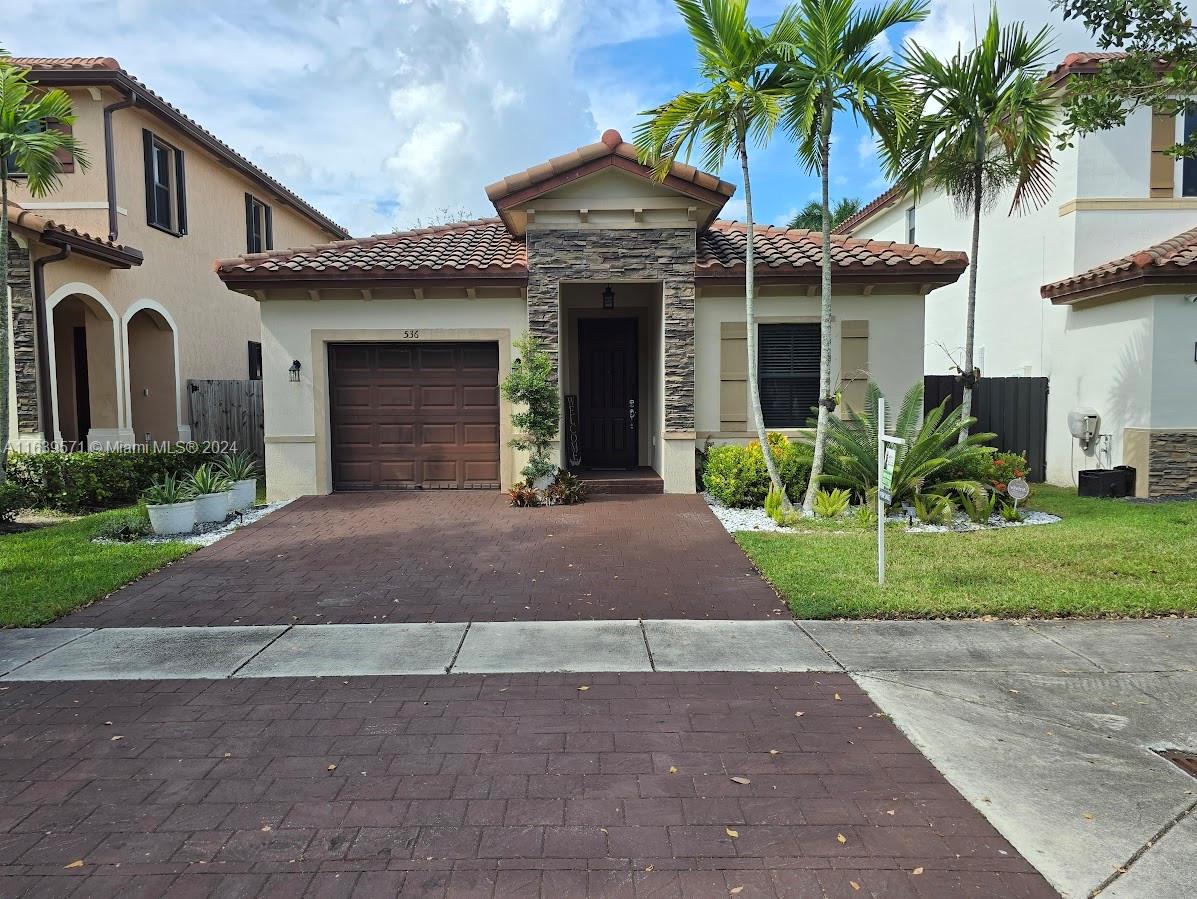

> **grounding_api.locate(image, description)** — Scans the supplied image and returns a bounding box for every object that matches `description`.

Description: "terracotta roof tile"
[1041,225,1197,303]
[1045,51,1128,86]
[698,220,967,280]
[6,200,143,267]
[215,218,525,283]
[485,128,736,206]
[6,57,349,239]
[216,217,966,289]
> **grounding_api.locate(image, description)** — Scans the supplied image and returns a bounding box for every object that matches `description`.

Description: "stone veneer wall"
[526,228,696,431]
[5,235,40,435]
[1148,432,1197,497]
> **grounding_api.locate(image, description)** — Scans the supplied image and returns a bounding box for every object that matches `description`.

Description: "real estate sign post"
[877,397,906,585]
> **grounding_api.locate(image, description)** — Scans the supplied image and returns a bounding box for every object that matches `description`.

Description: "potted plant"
[142,474,196,536]
[219,452,260,510]
[186,464,233,525]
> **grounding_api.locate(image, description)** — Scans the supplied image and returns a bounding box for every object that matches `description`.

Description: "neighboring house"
[837,52,1197,497]
[3,57,347,452]
[216,129,966,499]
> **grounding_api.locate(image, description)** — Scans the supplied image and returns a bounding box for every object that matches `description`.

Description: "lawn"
[0,508,195,627]
[737,486,1197,619]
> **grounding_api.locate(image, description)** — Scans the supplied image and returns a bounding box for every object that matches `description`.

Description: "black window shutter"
[245,194,255,252]
[174,147,187,234]
[758,324,821,428]
[264,204,273,250]
[248,341,263,380]
[1184,111,1197,197]
[142,129,156,226]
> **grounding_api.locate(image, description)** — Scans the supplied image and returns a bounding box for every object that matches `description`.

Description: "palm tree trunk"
[958,168,983,444]
[802,96,834,514]
[739,135,789,507]
[1,167,10,483]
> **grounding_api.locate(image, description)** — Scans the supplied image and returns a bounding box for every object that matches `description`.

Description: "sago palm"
[788,196,861,230]
[779,0,929,515]
[0,55,90,480]
[889,9,1055,440]
[635,0,798,508]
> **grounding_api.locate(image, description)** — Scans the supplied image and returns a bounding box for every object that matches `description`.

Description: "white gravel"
[95,499,293,547]
[704,493,1060,534]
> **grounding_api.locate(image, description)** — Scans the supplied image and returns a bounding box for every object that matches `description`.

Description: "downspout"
[33,244,71,447]
[103,92,137,242]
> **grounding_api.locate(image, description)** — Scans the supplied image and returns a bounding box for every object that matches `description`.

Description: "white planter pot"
[194,491,230,525]
[230,478,257,510]
[146,500,196,536]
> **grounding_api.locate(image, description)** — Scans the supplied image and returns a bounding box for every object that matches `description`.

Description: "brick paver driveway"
[57,492,783,628]
[0,673,1054,898]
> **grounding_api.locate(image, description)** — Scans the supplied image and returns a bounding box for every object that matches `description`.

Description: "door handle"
[627,398,637,428]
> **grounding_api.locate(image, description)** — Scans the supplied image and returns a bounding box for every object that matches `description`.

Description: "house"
[837,52,1197,497]
[3,57,348,452]
[216,129,966,499]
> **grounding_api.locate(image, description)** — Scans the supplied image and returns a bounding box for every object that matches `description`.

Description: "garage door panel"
[329,342,500,490]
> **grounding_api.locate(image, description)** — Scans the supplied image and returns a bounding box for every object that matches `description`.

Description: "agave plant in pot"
[142,474,196,536]
[219,452,260,510]
[186,464,233,525]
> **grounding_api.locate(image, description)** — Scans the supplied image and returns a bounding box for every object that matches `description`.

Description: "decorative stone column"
[5,235,42,442]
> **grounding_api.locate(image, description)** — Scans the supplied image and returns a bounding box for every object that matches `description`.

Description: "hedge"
[6,448,219,512]
[703,433,812,507]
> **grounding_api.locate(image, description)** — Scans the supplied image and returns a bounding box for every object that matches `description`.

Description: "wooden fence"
[187,379,264,461]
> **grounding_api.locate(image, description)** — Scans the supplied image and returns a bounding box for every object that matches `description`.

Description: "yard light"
[602,284,615,309]
[289,359,302,382]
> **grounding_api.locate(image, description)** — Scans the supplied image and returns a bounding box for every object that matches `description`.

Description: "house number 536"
[403,329,420,339]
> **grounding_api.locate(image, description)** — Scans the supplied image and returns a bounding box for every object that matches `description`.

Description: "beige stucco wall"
[9,84,341,446]
[694,290,929,441]
[258,295,529,500]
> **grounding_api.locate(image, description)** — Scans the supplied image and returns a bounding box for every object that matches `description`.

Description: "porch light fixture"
[602,284,615,310]
[289,359,302,382]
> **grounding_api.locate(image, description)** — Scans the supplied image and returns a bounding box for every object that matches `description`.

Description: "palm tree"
[891,10,1055,439]
[780,0,929,514]
[788,196,861,230]
[1,55,90,480]
[635,0,798,507]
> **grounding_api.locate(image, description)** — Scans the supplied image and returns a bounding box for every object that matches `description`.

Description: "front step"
[574,468,664,495]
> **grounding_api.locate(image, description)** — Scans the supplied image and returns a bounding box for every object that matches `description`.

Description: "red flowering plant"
[978,451,1030,505]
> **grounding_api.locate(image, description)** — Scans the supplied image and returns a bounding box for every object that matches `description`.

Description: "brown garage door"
[328,342,500,489]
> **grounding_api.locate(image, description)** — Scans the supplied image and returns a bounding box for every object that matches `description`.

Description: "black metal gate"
[924,375,1049,481]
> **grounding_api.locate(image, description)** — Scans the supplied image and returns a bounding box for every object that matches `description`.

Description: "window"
[248,342,263,381]
[758,323,820,428]
[3,119,74,177]
[245,194,273,253]
[1183,110,1197,197]
[142,129,187,235]
[905,205,917,243]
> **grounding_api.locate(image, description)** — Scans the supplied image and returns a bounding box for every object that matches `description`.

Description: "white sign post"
[876,397,907,585]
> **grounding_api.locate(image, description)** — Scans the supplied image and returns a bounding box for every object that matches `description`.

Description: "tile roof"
[1041,225,1197,303]
[833,186,904,235]
[486,129,736,206]
[698,220,967,282]
[217,217,967,290]
[6,56,349,239]
[6,200,143,268]
[1045,51,1128,86]
[215,218,526,285]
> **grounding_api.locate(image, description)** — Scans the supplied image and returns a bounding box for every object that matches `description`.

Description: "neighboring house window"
[143,129,187,235]
[1183,109,1197,197]
[758,323,820,428]
[248,342,263,381]
[3,120,75,176]
[245,194,273,253]
[905,205,917,243]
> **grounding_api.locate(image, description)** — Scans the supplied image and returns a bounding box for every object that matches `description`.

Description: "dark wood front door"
[578,318,638,469]
[328,342,500,490]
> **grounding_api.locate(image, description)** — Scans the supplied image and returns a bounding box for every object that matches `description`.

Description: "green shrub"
[6,448,218,513]
[703,434,812,508]
[0,481,32,524]
[544,469,588,506]
[508,480,540,508]
[501,333,559,483]
[812,487,852,518]
[958,487,998,524]
[93,507,152,542]
[913,493,956,526]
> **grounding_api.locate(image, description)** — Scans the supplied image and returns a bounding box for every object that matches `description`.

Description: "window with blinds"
[758,323,820,428]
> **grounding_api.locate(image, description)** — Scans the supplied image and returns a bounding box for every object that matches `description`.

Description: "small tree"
[1,55,90,481]
[500,333,559,484]
[788,197,861,230]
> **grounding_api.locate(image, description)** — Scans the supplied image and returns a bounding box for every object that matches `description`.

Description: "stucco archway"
[122,300,186,444]
[45,283,127,449]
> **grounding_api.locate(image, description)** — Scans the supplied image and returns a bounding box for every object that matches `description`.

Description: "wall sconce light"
[602,285,615,310]
[289,360,302,382]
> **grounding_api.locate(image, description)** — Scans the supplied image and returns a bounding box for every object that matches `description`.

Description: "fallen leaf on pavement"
[729,887,744,895]
[110,735,123,741]
[769,750,780,756]
[836,833,847,844]
[725,827,739,839]
[578,686,590,692]
[912,867,924,875]
[327,764,337,771]
[834,693,842,701]
[849,881,861,891]
[64,860,83,869]
[730,776,751,785]
[669,766,678,774]
[794,711,805,717]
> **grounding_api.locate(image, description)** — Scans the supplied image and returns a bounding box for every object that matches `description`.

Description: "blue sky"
[1,0,1164,237]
